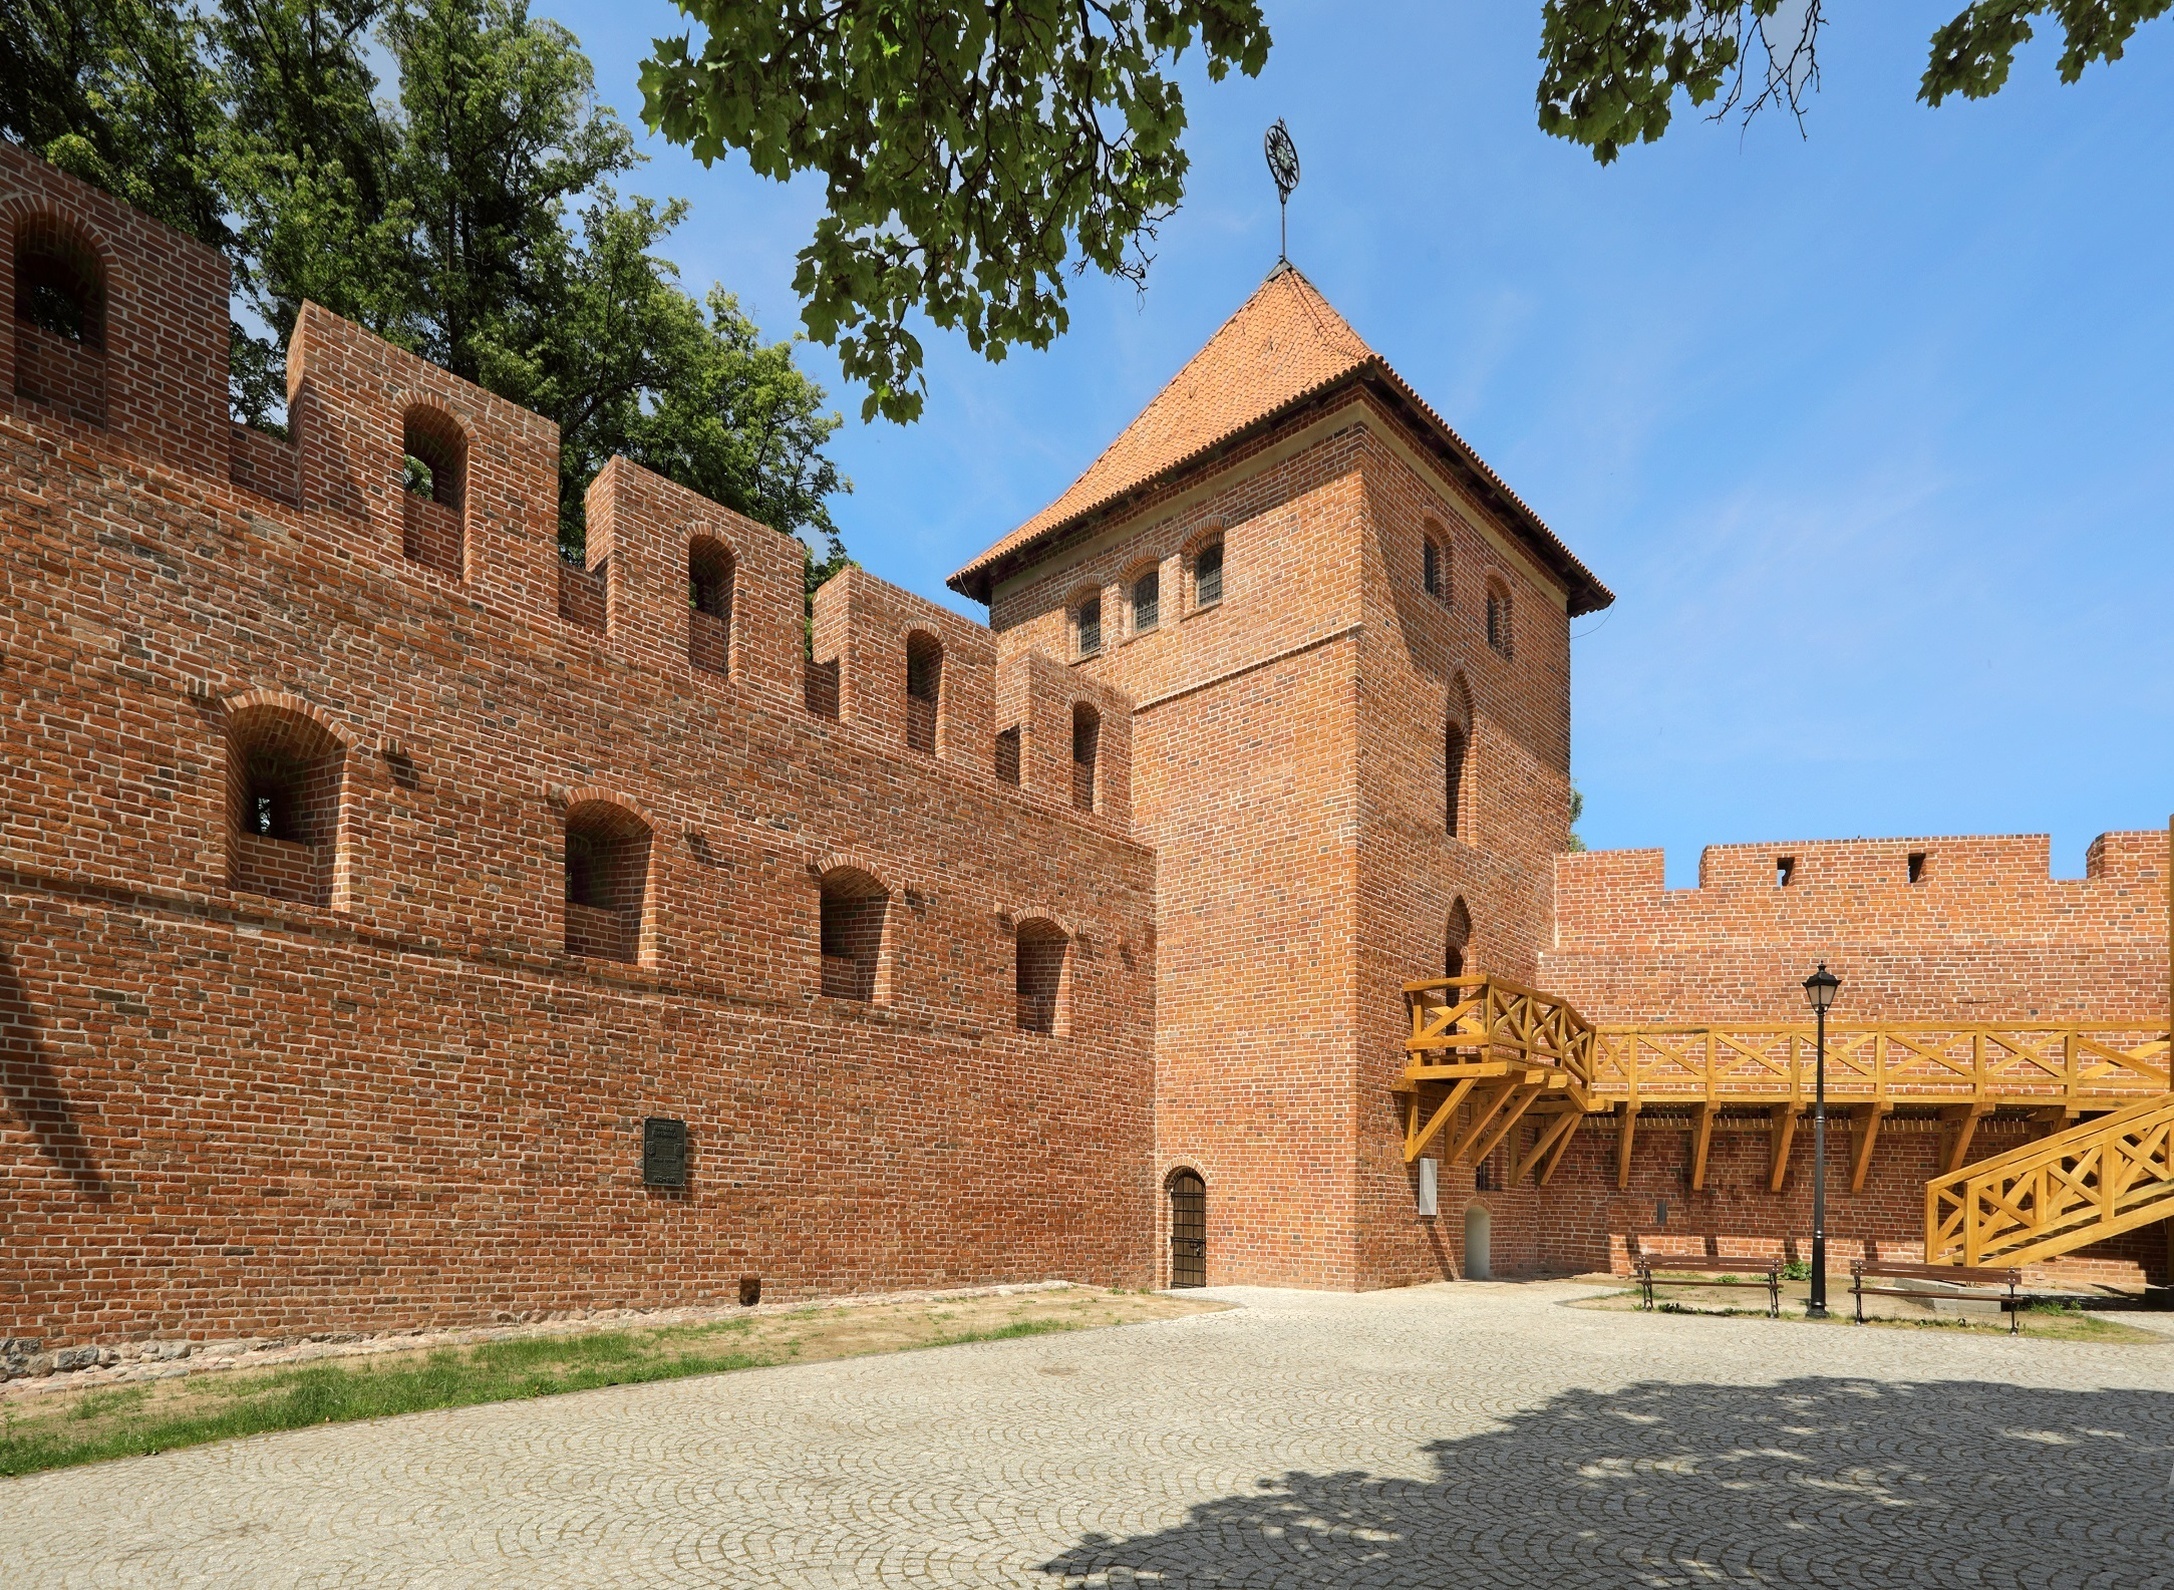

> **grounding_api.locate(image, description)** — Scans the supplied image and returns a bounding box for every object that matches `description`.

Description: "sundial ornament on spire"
[1264,119,1300,264]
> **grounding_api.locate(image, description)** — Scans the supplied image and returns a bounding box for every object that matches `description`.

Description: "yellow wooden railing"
[1589,1023,2169,1109]
[1400,974,1596,1184]
[1925,1094,2174,1267]
[1400,974,2172,1225]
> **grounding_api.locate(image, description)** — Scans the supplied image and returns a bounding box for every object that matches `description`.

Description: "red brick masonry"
[1,146,1155,1346]
[3,146,2166,1348]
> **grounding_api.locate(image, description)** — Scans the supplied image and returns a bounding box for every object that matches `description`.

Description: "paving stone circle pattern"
[6,1282,2174,1588]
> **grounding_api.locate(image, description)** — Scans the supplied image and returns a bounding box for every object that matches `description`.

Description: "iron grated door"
[1169,1171,1206,1288]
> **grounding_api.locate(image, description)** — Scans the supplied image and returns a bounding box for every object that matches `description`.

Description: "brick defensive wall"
[0,145,1157,1350]
[1524,831,2172,1284]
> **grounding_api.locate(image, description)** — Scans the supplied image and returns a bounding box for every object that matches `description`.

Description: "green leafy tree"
[640,0,1272,423]
[0,0,227,243]
[1537,1,2170,165]
[2,0,847,568]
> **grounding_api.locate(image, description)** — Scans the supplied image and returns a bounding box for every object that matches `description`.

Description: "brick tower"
[952,266,1613,1289]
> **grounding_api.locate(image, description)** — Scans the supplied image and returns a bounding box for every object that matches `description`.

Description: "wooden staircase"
[1924,1093,2174,1267]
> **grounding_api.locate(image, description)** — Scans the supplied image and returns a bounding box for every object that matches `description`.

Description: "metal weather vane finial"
[1264,119,1300,264]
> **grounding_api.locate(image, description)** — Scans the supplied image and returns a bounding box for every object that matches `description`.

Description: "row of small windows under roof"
[1074,540,1221,658]
[1422,526,1515,661]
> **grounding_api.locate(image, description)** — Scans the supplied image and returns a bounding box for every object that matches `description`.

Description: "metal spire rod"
[1264,120,1300,265]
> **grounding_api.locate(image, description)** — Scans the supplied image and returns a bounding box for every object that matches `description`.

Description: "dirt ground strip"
[1,1283,1222,1409]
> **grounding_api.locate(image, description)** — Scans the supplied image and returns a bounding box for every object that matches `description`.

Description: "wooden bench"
[1851,1259,2022,1333]
[1633,1247,1782,1317]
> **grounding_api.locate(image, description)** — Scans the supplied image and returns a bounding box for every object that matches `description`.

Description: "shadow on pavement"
[1041,1376,2174,1587]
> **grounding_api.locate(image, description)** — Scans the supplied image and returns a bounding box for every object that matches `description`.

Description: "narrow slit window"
[1195,541,1224,608]
[905,632,943,754]
[1015,919,1069,1034]
[1071,702,1100,813]
[1423,538,1443,598]
[1485,583,1513,658]
[1908,851,1928,885]
[688,537,734,676]
[399,407,467,580]
[1444,720,1467,838]
[1776,856,1796,888]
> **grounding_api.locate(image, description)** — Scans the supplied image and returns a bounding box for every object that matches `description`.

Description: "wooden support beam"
[1513,1110,1581,1186]
[1535,1113,1586,1188]
[1404,1077,1478,1163]
[1440,1081,1525,1166]
[1615,1104,1640,1191]
[1849,1103,1892,1194]
[1767,1106,1801,1194]
[1464,1081,1549,1169]
[1940,1103,1993,1175]
[1688,1103,1716,1191]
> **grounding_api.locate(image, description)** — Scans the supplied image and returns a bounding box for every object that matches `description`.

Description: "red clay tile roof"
[948,264,1612,615]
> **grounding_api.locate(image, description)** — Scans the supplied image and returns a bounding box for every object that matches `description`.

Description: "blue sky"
[536,2,2174,885]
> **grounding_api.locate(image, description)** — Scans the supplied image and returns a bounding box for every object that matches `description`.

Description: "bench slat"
[1852,1260,2019,1285]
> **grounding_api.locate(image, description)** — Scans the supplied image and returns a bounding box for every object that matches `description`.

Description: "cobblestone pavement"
[7,1282,2174,1588]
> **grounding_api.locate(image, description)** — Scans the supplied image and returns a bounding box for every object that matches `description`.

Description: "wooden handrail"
[1924,1093,2174,1268]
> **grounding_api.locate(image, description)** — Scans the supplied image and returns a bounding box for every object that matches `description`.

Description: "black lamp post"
[1802,962,1841,1318]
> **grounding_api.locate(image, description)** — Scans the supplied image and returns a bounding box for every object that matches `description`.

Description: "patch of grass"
[0,1288,1224,1478]
[1,1320,771,1477]
[926,1319,1072,1349]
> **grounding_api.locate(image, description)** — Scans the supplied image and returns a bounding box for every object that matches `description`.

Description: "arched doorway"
[1168,1171,1206,1288]
[1464,1203,1492,1280]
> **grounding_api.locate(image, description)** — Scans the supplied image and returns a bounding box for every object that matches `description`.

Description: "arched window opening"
[1444,719,1468,838]
[1075,593,1103,658]
[1131,567,1160,635]
[1486,580,1513,659]
[688,536,734,675]
[564,801,650,964]
[1071,702,1100,813]
[1015,918,1070,1034]
[12,213,108,425]
[1193,538,1224,609]
[818,866,888,1002]
[905,631,943,754]
[400,406,467,579]
[1445,897,1472,983]
[226,707,344,907]
[1422,530,1449,601]
[1168,1170,1206,1288]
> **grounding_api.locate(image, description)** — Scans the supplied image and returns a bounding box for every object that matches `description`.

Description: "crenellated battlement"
[1546,830,2169,1026]
[0,146,1134,851]
[1556,830,2167,909]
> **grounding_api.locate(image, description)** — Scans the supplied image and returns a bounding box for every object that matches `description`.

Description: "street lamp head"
[1803,962,1840,1013]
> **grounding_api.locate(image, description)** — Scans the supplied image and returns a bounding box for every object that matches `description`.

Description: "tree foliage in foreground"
[1537,1,2171,164]
[636,1,2160,399]
[640,0,1272,423]
[0,0,848,563]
